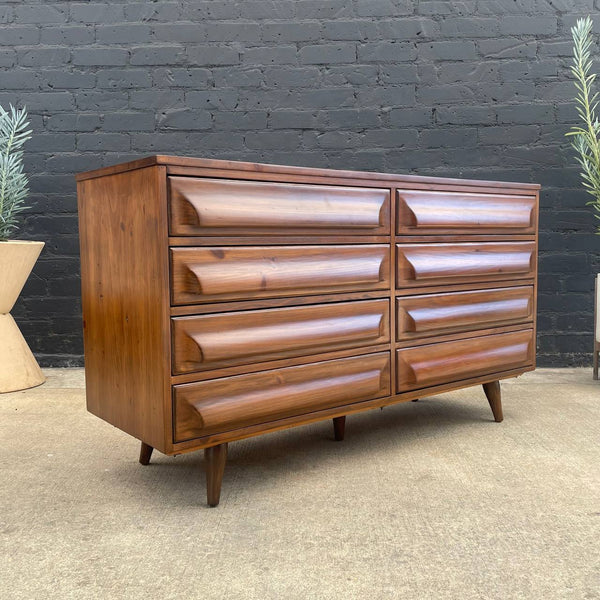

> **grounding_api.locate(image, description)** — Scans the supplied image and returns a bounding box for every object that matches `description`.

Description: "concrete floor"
[0,368,598,599]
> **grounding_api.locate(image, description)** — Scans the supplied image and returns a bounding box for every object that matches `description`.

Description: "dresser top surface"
[75,154,540,192]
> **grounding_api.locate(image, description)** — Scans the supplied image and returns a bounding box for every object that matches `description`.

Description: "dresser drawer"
[174,352,391,441]
[396,242,535,288]
[396,329,534,392]
[169,177,390,236]
[397,286,534,340]
[171,245,390,305]
[397,189,536,235]
[172,299,390,374]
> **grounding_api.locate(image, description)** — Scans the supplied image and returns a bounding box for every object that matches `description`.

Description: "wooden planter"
[0,240,45,393]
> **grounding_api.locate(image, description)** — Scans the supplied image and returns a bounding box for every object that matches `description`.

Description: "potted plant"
[567,17,600,378]
[0,104,45,393]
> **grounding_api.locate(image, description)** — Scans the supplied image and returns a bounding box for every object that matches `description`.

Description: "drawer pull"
[172,299,389,373]
[406,298,527,327]
[174,353,391,440]
[405,250,531,279]
[171,245,390,304]
[396,330,533,392]
[185,256,386,296]
[397,190,536,233]
[397,242,535,287]
[186,315,383,359]
[397,287,534,339]
[170,177,390,235]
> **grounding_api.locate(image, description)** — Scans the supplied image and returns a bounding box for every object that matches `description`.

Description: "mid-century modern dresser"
[77,156,539,507]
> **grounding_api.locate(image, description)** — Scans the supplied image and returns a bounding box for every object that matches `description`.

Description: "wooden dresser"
[77,156,539,507]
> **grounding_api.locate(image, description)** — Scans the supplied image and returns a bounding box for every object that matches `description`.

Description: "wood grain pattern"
[174,353,391,442]
[169,176,390,236]
[76,154,539,504]
[482,380,503,422]
[172,299,389,374]
[397,189,536,234]
[77,166,171,453]
[76,154,541,192]
[394,323,532,351]
[164,166,540,197]
[171,343,392,385]
[396,329,534,392]
[139,442,153,465]
[205,443,228,507]
[172,365,534,453]
[170,290,389,317]
[171,245,390,304]
[396,241,535,287]
[396,286,534,340]
[169,235,390,246]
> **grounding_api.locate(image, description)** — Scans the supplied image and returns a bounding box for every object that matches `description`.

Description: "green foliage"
[567,17,600,231]
[0,104,32,241]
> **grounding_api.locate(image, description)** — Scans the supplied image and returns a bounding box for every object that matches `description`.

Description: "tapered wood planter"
[0,240,45,393]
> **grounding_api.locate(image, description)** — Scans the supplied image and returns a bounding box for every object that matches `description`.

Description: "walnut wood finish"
[139,442,153,465]
[396,286,534,340]
[205,443,228,507]
[396,242,535,287]
[174,353,391,442]
[482,380,504,423]
[396,329,534,392]
[171,245,390,304]
[76,154,540,191]
[169,176,390,236]
[77,155,539,507]
[77,166,171,453]
[397,190,536,235]
[173,365,534,455]
[333,416,346,441]
[172,299,389,374]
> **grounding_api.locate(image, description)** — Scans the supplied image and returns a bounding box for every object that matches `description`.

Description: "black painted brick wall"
[1,0,598,367]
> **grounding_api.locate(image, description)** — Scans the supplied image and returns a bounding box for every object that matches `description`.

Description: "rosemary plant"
[567,17,600,230]
[0,104,32,241]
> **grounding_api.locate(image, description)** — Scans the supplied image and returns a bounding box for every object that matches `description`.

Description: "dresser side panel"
[532,190,539,369]
[77,166,171,453]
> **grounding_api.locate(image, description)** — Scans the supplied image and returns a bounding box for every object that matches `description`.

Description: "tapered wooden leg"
[139,442,153,465]
[333,416,346,441]
[593,343,599,380]
[205,443,228,507]
[482,380,503,423]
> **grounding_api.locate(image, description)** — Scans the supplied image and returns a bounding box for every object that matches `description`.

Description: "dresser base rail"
[136,381,504,507]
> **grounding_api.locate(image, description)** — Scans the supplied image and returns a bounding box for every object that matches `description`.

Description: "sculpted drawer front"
[171,245,390,305]
[397,286,534,340]
[396,242,535,288]
[172,299,390,374]
[396,329,534,392]
[396,189,536,234]
[169,176,390,235]
[174,352,391,441]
